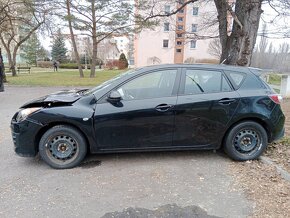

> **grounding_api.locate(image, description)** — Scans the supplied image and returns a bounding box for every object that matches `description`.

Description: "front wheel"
[224,121,268,161]
[39,125,87,169]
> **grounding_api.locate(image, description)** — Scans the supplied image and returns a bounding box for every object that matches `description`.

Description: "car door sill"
[97,144,216,153]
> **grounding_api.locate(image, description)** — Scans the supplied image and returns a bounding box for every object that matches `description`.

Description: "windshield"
[83,69,136,95]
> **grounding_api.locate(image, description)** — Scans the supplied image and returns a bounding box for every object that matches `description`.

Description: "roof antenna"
[221,54,230,65]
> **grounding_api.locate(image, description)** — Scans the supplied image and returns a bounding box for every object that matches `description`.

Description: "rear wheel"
[224,121,268,161]
[39,125,87,169]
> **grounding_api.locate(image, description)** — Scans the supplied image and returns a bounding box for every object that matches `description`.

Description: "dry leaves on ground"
[230,160,290,218]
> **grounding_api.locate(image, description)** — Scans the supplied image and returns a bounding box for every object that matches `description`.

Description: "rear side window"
[184,69,231,94]
[226,71,265,90]
[228,72,245,87]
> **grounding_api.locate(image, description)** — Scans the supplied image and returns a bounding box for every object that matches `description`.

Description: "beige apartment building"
[134,0,219,67]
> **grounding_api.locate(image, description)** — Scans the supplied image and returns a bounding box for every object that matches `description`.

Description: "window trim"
[99,68,182,102]
[178,68,233,96]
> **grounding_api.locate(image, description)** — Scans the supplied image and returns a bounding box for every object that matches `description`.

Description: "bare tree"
[138,0,289,66]
[65,0,84,78]
[0,0,48,76]
[68,0,133,78]
[208,39,221,59]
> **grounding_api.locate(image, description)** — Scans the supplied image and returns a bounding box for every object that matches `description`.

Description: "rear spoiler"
[248,67,275,76]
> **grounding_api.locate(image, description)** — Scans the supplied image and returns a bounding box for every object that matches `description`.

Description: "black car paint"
[11,64,285,157]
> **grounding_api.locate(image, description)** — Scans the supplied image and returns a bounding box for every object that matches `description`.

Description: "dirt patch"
[281,99,290,137]
[263,99,290,173]
[229,99,290,217]
[230,161,290,218]
[265,138,290,173]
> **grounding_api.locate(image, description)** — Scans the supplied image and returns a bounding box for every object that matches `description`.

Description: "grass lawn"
[268,74,282,86]
[6,68,125,87]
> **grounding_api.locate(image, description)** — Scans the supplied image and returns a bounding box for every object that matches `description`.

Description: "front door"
[94,68,180,151]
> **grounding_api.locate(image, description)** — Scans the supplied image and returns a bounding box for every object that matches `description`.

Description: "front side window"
[117,70,177,100]
[184,69,230,94]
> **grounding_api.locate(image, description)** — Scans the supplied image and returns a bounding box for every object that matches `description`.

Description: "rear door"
[173,67,240,148]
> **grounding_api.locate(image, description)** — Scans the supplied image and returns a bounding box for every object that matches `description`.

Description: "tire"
[224,121,268,161]
[39,125,87,169]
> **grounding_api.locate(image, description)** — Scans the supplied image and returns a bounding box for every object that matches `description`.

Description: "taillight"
[268,94,283,104]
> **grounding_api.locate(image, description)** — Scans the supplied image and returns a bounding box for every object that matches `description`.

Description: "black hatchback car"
[11,64,285,169]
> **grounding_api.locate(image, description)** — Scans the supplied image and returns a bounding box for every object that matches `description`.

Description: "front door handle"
[218,98,236,105]
[155,104,174,112]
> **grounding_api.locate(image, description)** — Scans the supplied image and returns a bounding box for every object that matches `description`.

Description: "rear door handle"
[155,104,174,112]
[218,98,236,105]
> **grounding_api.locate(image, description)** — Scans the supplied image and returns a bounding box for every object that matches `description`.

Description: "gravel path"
[0,86,251,218]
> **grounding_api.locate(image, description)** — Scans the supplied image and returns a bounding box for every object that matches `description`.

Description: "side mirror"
[108,90,122,103]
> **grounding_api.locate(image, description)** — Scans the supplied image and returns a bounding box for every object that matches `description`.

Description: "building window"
[177,25,183,30]
[176,48,182,53]
[178,0,184,4]
[165,5,170,14]
[164,22,169,31]
[178,9,184,14]
[176,33,183,38]
[190,40,197,48]
[177,17,183,22]
[176,41,182,45]
[163,39,169,48]
[192,24,197,32]
[192,7,199,15]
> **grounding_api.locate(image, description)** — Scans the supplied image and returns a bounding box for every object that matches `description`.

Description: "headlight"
[16,107,41,122]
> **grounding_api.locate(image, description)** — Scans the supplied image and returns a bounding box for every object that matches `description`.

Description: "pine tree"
[20,33,42,65]
[51,30,68,63]
[119,53,128,69]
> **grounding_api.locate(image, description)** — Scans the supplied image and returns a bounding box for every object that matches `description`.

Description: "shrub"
[118,53,128,69]
[59,63,78,69]
[37,61,52,68]
[105,60,119,70]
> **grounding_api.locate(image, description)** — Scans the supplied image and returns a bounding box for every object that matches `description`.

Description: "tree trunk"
[66,0,84,78]
[0,48,4,91]
[215,0,263,66]
[90,0,97,78]
[5,48,17,76]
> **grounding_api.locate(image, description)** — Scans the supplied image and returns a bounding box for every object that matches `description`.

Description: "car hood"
[21,89,88,108]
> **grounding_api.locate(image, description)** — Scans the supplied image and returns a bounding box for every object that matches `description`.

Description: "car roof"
[136,64,259,74]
